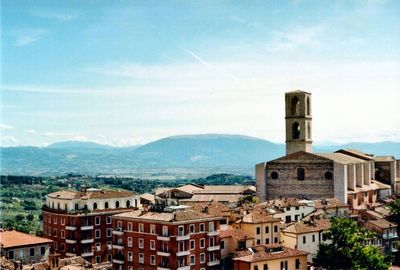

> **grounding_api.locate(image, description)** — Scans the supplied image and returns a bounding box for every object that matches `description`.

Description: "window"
[74,203,79,210]
[178,225,185,236]
[107,228,112,237]
[61,243,65,251]
[127,222,132,231]
[200,223,205,232]
[93,202,98,210]
[189,224,195,234]
[61,217,65,225]
[30,248,35,256]
[128,237,132,247]
[107,241,112,249]
[325,171,333,180]
[150,224,156,234]
[265,238,270,244]
[95,216,100,225]
[265,226,269,233]
[95,242,101,251]
[126,200,130,208]
[274,225,278,233]
[254,266,259,270]
[271,171,279,179]
[190,240,195,250]
[139,253,144,264]
[61,230,65,239]
[295,206,299,210]
[139,238,144,248]
[209,222,215,232]
[274,237,278,243]
[291,96,299,115]
[8,250,14,259]
[292,122,300,139]
[312,234,315,242]
[264,264,269,270]
[200,253,205,263]
[285,216,291,223]
[256,227,261,234]
[128,252,133,262]
[54,216,57,224]
[257,239,261,245]
[281,261,288,270]
[303,236,306,244]
[54,242,57,250]
[105,202,109,209]
[150,255,155,265]
[190,255,195,265]
[150,240,155,250]
[54,228,57,238]
[162,225,168,236]
[221,240,225,249]
[106,216,112,224]
[200,238,205,248]
[107,254,112,262]
[95,229,101,239]
[297,168,305,181]
[96,256,101,263]
[139,223,144,233]
[115,201,120,208]
[40,246,45,255]
[296,258,300,269]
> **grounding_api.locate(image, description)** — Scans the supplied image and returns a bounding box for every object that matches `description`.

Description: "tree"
[15,214,25,222]
[314,217,390,270]
[27,214,34,221]
[388,199,400,224]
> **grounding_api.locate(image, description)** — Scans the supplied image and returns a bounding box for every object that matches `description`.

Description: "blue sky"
[1,0,400,146]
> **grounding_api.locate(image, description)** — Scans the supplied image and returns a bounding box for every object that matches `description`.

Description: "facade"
[111,206,223,270]
[233,244,308,270]
[281,216,331,262]
[362,219,398,254]
[313,198,350,218]
[256,90,393,208]
[233,210,281,246]
[0,230,53,264]
[42,189,140,263]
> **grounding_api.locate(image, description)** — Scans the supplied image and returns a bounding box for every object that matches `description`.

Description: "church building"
[256,91,397,210]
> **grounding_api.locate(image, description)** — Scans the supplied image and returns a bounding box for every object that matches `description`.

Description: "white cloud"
[12,29,47,47]
[1,136,18,146]
[0,124,14,130]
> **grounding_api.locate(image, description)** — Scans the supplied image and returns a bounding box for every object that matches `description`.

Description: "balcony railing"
[157,267,171,270]
[81,225,94,230]
[112,244,124,250]
[157,235,171,241]
[65,226,77,231]
[207,260,220,267]
[112,259,124,264]
[177,266,190,270]
[65,252,76,257]
[157,250,171,256]
[176,250,190,256]
[383,233,398,239]
[207,245,221,251]
[65,239,77,244]
[176,234,190,241]
[113,230,124,236]
[81,238,94,244]
[81,251,94,257]
[207,230,218,236]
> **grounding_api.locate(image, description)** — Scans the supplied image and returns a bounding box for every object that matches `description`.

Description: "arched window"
[115,201,120,208]
[306,96,310,115]
[307,122,311,139]
[271,171,279,180]
[57,203,60,209]
[74,203,79,210]
[292,122,300,139]
[64,203,68,210]
[126,200,130,208]
[93,202,97,210]
[291,96,300,115]
[297,168,305,181]
[104,202,109,209]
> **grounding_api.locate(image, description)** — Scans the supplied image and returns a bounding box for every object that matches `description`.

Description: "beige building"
[256,90,393,209]
[233,210,281,246]
[0,230,53,264]
[233,244,308,270]
[281,216,331,263]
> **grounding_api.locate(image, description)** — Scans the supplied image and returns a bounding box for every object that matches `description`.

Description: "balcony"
[207,230,218,237]
[112,230,124,236]
[176,250,190,256]
[81,238,94,244]
[65,226,76,231]
[112,244,124,250]
[157,250,171,256]
[176,234,190,241]
[157,267,171,270]
[383,233,398,239]
[177,266,190,270]
[65,239,77,244]
[207,245,221,251]
[112,259,124,264]
[81,251,94,257]
[207,260,220,267]
[81,225,94,230]
[157,235,171,241]
[65,252,76,257]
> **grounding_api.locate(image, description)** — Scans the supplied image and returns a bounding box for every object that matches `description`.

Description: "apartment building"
[42,188,140,263]
[111,205,223,270]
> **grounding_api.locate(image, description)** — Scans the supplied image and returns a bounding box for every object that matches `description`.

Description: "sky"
[1,0,400,147]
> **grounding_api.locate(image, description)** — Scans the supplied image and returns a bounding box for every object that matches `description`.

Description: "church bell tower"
[285,90,312,155]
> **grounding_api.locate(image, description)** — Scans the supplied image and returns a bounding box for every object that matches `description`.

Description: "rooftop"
[283,218,331,234]
[233,244,308,263]
[0,231,53,249]
[367,218,397,229]
[220,228,254,240]
[190,201,231,217]
[47,189,134,200]
[314,198,350,210]
[239,210,281,224]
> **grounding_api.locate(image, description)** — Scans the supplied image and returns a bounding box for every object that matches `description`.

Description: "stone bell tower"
[285,90,312,155]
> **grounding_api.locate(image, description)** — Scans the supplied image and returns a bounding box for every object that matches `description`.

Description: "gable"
[267,151,332,164]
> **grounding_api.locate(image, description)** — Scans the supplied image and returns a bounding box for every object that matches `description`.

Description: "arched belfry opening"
[291,96,300,115]
[292,122,300,139]
[307,122,311,139]
[306,97,310,116]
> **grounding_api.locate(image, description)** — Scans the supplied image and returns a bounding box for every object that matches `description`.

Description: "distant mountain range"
[1,134,399,176]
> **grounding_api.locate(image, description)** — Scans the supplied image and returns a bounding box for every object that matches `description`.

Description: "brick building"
[111,205,223,270]
[42,188,140,263]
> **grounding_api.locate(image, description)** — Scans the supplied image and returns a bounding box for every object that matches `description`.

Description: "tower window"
[306,96,310,116]
[271,171,279,180]
[307,122,311,139]
[292,122,300,139]
[291,96,300,115]
[297,168,305,181]
[325,172,333,180]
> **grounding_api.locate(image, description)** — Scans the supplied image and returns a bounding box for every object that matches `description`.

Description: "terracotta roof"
[256,198,311,209]
[335,149,374,161]
[113,209,220,222]
[195,185,256,194]
[240,210,281,224]
[220,229,254,240]
[233,245,308,263]
[140,193,155,202]
[314,198,349,210]
[191,201,231,217]
[367,218,397,229]
[47,189,134,200]
[181,194,241,203]
[283,218,331,234]
[268,151,332,164]
[0,231,53,249]
[315,153,365,164]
